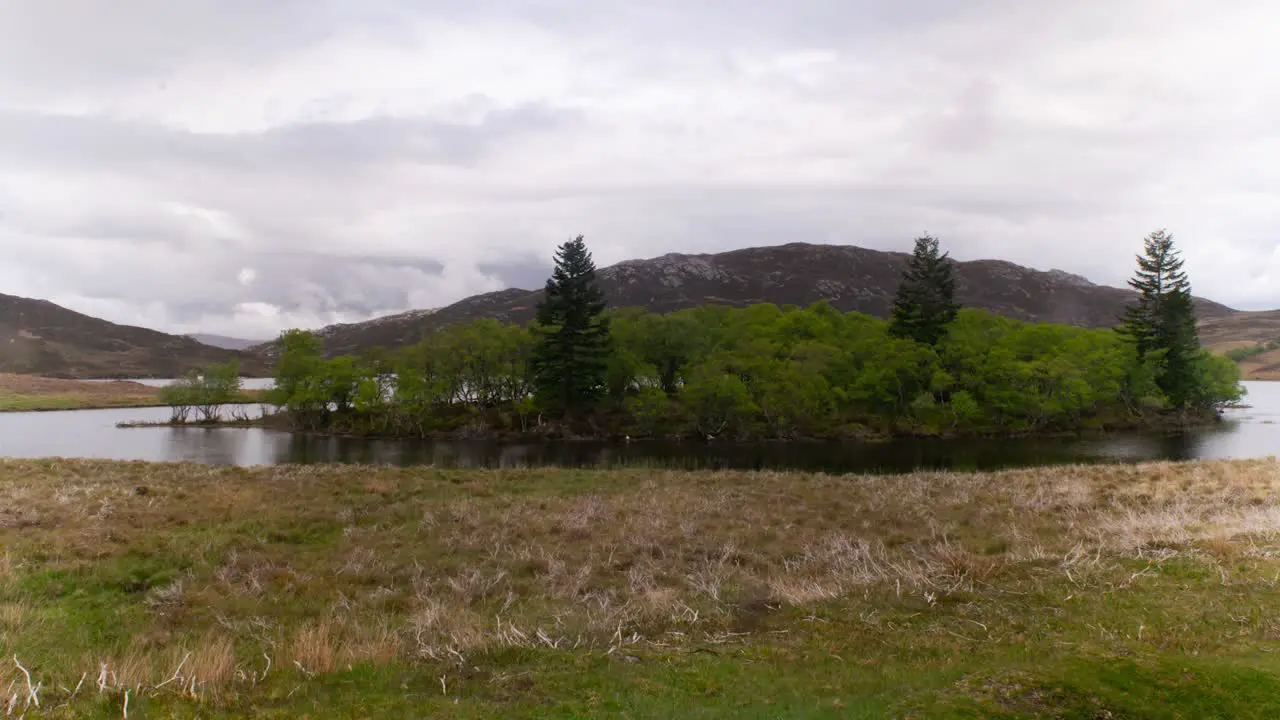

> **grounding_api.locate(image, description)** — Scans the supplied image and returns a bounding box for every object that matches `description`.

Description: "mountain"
[0,293,270,378]
[185,333,264,351]
[269,242,1237,358]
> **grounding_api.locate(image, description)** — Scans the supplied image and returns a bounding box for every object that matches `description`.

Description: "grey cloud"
[0,0,1278,336]
[477,260,554,292]
[83,251,449,321]
[0,103,577,174]
[0,0,414,99]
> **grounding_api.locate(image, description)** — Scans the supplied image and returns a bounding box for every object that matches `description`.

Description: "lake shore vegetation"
[259,233,1241,441]
[6,458,1280,717]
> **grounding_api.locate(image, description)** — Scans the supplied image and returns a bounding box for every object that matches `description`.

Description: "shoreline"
[0,400,175,413]
[1,398,269,413]
[0,394,269,413]
[114,411,1229,443]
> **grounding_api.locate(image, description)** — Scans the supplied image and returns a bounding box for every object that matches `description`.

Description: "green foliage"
[161,359,242,422]
[1121,229,1204,410]
[1193,351,1245,407]
[1226,342,1278,362]
[889,234,960,346]
[949,389,981,427]
[624,386,672,435]
[604,344,651,407]
[158,378,196,422]
[269,299,1243,439]
[623,310,703,395]
[531,235,611,414]
[680,359,756,437]
[270,329,326,413]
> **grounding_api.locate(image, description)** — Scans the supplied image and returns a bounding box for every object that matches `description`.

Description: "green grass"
[0,389,268,412]
[0,391,168,411]
[5,459,1280,717]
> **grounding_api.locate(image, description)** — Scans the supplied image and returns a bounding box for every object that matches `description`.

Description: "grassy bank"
[0,373,267,412]
[0,374,165,411]
[5,459,1280,717]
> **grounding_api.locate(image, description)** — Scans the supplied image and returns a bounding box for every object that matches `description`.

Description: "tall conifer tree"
[531,235,611,413]
[889,234,960,346]
[1120,229,1201,409]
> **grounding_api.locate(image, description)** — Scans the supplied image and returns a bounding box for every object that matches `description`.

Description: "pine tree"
[531,235,611,414]
[1120,229,1201,409]
[889,234,960,346]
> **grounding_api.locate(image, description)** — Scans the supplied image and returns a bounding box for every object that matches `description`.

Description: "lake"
[1,382,1278,472]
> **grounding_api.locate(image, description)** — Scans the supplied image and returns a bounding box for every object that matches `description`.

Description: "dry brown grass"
[0,600,28,631]
[0,374,267,411]
[1238,351,1280,380]
[289,623,336,674]
[0,373,158,397]
[186,634,238,692]
[0,373,163,410]
[6,458,1280,705]
[1201,309,1280,344]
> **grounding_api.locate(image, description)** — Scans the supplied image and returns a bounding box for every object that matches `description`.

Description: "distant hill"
[0,293,270,378]
[185,333,264,351]
[1200,310,1280,380]
[256,242,1238,358]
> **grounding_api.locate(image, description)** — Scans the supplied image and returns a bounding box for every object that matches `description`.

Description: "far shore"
[0,373,267,412]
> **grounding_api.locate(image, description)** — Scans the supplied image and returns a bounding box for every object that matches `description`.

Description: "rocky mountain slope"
[279,242,1237,357]
[0,293,269,378]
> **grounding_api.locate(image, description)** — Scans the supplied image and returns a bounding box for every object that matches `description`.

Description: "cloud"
[0,0,1279,339]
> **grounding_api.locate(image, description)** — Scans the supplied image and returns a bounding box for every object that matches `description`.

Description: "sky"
[1,1,1278,339]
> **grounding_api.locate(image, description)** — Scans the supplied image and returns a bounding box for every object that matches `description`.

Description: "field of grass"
[5,459,1280,717]
[0,374,166,411]
[0,373,268,412]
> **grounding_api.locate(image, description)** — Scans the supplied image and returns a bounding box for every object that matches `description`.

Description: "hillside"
[1200,310,1280,380]
[278,242,1237,357]
[0,293,269,378]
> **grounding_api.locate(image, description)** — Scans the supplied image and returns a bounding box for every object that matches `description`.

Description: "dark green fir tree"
[1120,229,1201,409]
[889,234,960,346]
[531,235,611,414]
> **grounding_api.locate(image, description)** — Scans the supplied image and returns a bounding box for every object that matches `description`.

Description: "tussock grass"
[5,458,1280,716]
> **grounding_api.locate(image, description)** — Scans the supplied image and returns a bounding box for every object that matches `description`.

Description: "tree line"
[158,360,256,423]
[257,231,1242,440]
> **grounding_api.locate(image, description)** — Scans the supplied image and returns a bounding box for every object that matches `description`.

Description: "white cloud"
[0,0,1278,337]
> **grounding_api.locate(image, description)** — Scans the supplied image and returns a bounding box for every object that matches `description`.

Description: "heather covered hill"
[0,293,268,378]
[286,243,1236,356]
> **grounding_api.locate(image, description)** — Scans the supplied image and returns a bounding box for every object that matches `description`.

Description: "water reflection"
[0,383,1277,473]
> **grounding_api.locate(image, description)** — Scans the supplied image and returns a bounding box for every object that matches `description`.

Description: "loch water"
[1,382,1278,472]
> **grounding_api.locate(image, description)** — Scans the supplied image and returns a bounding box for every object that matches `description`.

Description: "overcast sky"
[1,1,1278,338]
